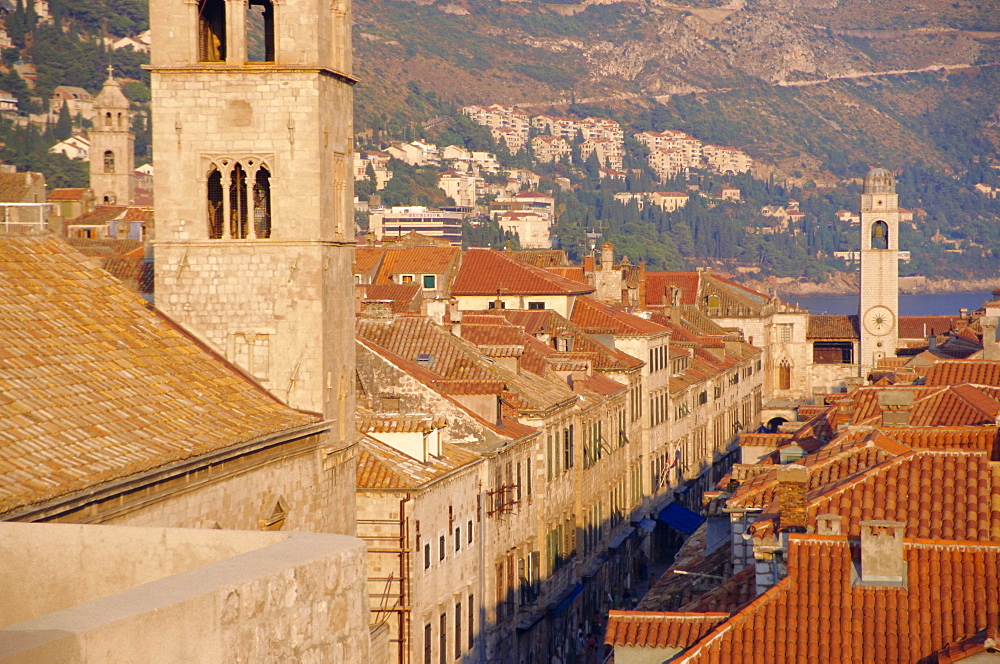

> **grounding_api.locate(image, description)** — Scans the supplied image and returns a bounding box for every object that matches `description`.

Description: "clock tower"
[859,167,900,374]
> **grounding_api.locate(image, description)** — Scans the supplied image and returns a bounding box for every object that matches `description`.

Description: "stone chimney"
[879,390,914,427]
[638,261,647,309]
[448,304,463,337]
[600,241,614,271]
[776,464,809,533]
[816,514,842,536]
[859,520,906,585]
[982,316,1000,361]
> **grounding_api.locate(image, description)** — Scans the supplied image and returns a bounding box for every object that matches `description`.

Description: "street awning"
[608,526,636,551]
[637,517,657,533]
[582,553,608,581]
[547,582,584,617]
[656,502,705,536]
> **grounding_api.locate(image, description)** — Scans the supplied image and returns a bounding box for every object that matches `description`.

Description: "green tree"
[54,101,72,141]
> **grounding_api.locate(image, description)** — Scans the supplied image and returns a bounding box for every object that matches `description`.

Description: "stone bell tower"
[90,68,135,205]
[149,0,356,429]
[858,167,900,374]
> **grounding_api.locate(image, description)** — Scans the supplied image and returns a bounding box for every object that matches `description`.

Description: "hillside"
[353,0,1000,177]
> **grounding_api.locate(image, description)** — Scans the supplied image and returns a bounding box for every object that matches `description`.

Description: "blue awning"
[656,502,705,535]
[608,527,635,551]
[547,582,584,617]
[637,517,657,533]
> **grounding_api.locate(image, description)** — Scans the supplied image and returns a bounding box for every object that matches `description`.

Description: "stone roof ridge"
[936,627,1000,664]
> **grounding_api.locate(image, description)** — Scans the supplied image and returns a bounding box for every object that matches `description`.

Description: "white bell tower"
[858,167,900,374]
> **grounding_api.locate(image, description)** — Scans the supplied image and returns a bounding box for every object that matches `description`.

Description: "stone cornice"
[144,64,358,85]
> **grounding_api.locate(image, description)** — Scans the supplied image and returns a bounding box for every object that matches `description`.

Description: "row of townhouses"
[352,238,765,663]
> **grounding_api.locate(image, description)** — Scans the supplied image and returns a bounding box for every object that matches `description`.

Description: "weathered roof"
[807,314,859,339]
[0,236,320,516]
[374,245,460,282]
[899,315,962,339]
[923,360,1000,387]
[356,434,480,490]
[451,248,594,296]
[506,249,568,268]
[0,172,41,202]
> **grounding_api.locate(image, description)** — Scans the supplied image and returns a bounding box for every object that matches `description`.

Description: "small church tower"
[149,0,356,428]
[859,167,900,373]
[90,68,134,205]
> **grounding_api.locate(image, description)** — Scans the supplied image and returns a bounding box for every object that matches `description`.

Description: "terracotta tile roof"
[807,314,859,339]
[0,236,320,516]
[374,246,460,283]
[879,426,998,452]
[739,432,794,449]
[899,315,962,338]
[363,283,421,313]
[672,537,1000,664]
[645,272,699,307]
[356,434,480,490]
[451,248,594,296]
[543,266,587,284]
[936,627,999,663]
[571,296,670,336]
[679,566,757,613]
[47,188,88,201]
[0,172,40,202]
[354,246,384,275]
[506,249,569,268]
[68,205,127,226]
[924,360,1000,387]
[605,611,727,649]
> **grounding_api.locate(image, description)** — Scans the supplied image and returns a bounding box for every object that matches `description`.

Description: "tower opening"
[103,150,115,174]
[253,166,272,238]
[207,168,224,238]
[229,163,248,239]
[246,0,275,62]
[198,0,226,62]
[871,220,889,250]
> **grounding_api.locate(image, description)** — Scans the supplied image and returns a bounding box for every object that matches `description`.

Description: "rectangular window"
[528,301,545,310]
[402,274,414,284]
[455,602,462,659]
[425,623,432,664]
[526,458,532,496]
[456,527,461,552]
[440,612,447,664]
[468,519,473,544]
[468,594,475,650]
[516,461,522,501]
[440,535,446,561]
[423,274,436,289]
[425,543,431,569]
[779,324,792,343]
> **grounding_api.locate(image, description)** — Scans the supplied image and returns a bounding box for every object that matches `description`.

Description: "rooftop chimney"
[859,520,906,585]
[776,464,809,533]
[982,316,1000,361]
[879,390,914,427]
[816,514,842,536]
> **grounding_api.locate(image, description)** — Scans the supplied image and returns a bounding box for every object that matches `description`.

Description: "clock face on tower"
[863,305,895,336]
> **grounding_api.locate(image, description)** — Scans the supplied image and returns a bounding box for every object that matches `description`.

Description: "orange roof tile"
[363,283,421,313]
[899,315,962,339]
[0,236,320,516]
[936,627,999,663]
[47,188,88,201]
[645,272,700,307]
[356,434,480,490]
[506,249,568,268]
[543,266,587,284]
[452,248,594,296]
[605,611,727,649]
[924,360,1000,387]
[374,245,460,283]
[571,296,670,336]
[807,314,859,339]
[672,537,1000,664]
[354,246,385,275]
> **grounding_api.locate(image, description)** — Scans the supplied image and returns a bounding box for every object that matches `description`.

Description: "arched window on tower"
[105,112,113,129]
[198,0,226,62]
[778,360,791,391]
[117,112,123,129]
[207,168,224,238]
[230,163,248,239]
[253,166,272,238]
[246,0,275,62]
[104,150,115,174]
[871,221,889,250]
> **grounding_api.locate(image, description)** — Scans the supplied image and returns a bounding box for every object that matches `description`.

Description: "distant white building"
[369,206,464,245]
[498,210,550,249]
[386,141,440,167]
[48,134,91,161]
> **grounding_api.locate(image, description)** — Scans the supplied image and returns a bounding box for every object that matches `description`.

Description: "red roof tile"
[354,246,384,275]
[807,314,859,339]
[645,272,700,307]
[605,611,727,649]
[899,316,962,339]
[506,249,568,268]
[374,246,460,283]
[924,361,1000,387]
[672,537,1000,664]
[571,296,670,336]
[936,627,999,663]
[451,249,594,296]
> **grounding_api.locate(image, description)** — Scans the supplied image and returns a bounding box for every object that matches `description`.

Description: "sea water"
[789,292,995,316]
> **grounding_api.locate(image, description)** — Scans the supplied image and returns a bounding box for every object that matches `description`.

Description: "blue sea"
[789,292,995,316]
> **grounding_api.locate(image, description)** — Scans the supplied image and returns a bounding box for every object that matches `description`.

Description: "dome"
[95,74,130,111]
[863,167,895,195]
